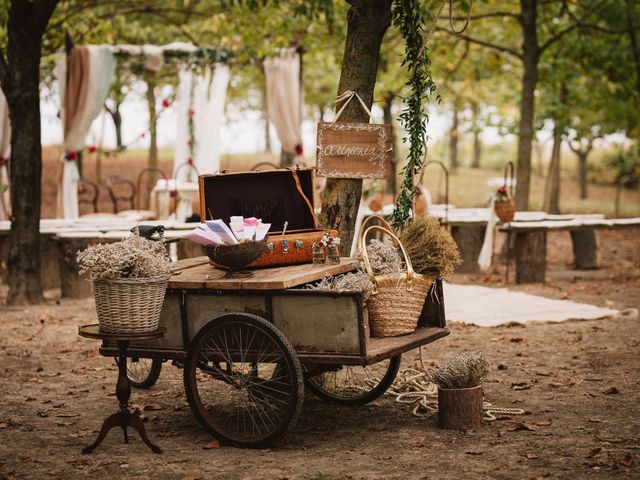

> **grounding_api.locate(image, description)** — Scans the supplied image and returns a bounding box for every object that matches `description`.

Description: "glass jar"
[326,245,340,265]
[312,243,325,264]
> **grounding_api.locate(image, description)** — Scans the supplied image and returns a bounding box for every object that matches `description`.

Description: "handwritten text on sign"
[316,121,393,180]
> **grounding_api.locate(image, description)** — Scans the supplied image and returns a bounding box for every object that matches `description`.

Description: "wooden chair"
[136,166,167,211]
[77,179,99,215]
[106,176,135,213]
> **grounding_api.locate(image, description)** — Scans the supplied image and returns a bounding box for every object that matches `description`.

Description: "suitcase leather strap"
[290,168,321,229]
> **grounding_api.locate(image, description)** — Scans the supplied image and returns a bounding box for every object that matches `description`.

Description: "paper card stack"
[183,217,271,246]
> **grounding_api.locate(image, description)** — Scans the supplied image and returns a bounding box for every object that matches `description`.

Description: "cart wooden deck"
[100,256,449,366]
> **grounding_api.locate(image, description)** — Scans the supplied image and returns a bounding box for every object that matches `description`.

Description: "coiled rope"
[386,348,525,420]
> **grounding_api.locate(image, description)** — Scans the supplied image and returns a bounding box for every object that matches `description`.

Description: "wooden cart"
[99,256,449,448]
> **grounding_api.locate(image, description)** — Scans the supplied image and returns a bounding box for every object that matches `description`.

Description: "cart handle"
[359,225,415,291]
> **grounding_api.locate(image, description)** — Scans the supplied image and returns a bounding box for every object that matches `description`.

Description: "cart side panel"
[125,292,183,350]
[186,294,268,343]
[271,294,361,354]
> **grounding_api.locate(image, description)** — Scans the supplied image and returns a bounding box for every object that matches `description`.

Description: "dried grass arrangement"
[399,216,461,279]
[429,352,491,389]
[77,235,171,280]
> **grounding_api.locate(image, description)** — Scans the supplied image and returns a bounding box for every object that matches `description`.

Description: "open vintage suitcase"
[198,167,337,268]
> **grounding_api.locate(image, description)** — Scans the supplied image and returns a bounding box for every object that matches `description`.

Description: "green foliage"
[390,0,439,227]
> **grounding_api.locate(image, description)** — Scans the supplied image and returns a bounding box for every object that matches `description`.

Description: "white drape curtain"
[174,63,230,181]
[263,49,302,155]
[55,45,116,219]
[0,90,11,221]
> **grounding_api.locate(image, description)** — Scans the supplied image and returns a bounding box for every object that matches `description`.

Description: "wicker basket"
[494,198,516,223]
[92,276,169,334]
[360,225,433,337]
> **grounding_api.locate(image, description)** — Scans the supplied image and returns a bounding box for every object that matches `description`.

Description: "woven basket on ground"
[92,275,170,334]
[360,225,433,337]
[494,198,515,223]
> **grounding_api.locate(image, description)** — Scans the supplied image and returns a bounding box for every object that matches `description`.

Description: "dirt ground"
[0,230,639,480]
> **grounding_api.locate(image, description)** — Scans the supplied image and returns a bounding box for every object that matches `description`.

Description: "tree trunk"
[577,151,588,199]
[543,124,562,214]
[570,229,597,270]
[106,104,123,150]
[470,101,481,169]
[145,75,158,171]
[319,0,392,251]
[263,82,272,153]
[382,93,397,196]
[449,103,460,174]
[515,230,547,284]
[0,0,59,305]
[515,0,539,211]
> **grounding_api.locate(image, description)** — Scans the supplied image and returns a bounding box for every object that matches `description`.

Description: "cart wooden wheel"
[114,357,162,389]
[304,356,401,406]
[184,313,304,448]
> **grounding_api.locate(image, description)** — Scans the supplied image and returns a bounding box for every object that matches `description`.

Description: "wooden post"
[450,225,485,274]
[570,229,598,270]
[515,231,547,284]
[438,385,483,430]
[57,238,92,298]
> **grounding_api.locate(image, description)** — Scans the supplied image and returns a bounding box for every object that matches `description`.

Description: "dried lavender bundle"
[363,239,404,274]
[77,235,171,280]
[305,271,375,301]
[429,352,491,389]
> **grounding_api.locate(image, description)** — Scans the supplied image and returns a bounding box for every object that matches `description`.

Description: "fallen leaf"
[526,452,538,459]
[203,440,220,450]
[588,418,603,423]
[56,420,74,427]
[416,438,426,447]
[505,422,537,432]
[569,378,584,386]
[532,418,553,427]
[549,382,565,388]
[603,387,620,395]
[586,447,602,458]
[511,382,532,391]
[620,456,634,467]
[535,371,554,377]
[510,337,524,343]
[465,450,483,455]
[0,422,7,429]
[623,444,640,449]
[143,404,164,411]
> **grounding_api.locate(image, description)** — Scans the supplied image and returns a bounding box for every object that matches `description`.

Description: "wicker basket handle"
[359,225,415,291]
[357,214,394,250]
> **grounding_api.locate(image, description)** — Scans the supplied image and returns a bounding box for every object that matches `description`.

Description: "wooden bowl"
[204,239,268,271]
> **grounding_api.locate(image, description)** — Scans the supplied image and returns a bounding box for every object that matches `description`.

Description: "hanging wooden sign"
[316,122,393,179]
[315,90,393,180]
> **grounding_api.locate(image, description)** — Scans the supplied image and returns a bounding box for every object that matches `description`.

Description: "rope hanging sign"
[315,90,393,180]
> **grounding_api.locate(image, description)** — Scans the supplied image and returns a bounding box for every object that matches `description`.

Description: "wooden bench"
[500,218,640,283]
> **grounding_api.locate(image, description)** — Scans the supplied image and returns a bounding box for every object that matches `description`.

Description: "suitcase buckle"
[280,239,289,253]
[267,242,275,252]
[295,239,303,249]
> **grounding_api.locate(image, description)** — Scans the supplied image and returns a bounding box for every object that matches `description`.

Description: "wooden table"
[78,324,166,454]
